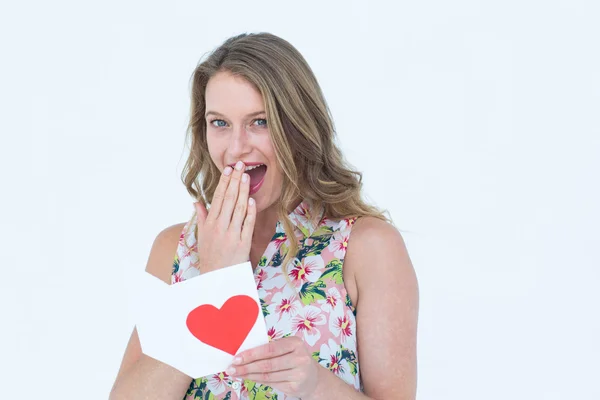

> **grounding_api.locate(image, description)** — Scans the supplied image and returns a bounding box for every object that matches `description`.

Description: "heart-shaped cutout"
[186,295,259,355]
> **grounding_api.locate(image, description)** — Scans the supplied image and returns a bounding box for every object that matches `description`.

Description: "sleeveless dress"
[171,199,361,400]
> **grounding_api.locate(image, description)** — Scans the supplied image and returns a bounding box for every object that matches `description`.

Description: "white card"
[133,261,269,379]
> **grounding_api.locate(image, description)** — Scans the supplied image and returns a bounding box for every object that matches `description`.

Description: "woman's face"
[204,70,284,213]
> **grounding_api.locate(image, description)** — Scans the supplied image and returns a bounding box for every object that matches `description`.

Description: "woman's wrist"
[302,362,333,400]
[303,362,369,400]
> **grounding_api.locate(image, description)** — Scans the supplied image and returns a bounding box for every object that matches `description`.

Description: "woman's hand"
[225,336,322,398]
[194,161,256,273]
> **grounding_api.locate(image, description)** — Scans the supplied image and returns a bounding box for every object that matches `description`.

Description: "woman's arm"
[308,216,420,400]
[109,223,193,400]
[228,216,419,400]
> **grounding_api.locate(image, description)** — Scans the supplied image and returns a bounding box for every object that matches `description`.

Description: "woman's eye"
[210,119,227,128]
[208,118,266,128]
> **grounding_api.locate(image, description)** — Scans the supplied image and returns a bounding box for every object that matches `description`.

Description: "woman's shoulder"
[350,216,398,238]
[155,221,188,248]
[345,216,414,284]
[145,222,188,284]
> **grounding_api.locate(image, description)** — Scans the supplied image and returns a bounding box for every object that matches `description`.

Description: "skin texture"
[110,71,419,400]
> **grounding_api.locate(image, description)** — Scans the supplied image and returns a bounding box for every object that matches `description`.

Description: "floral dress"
[171,199,361,400]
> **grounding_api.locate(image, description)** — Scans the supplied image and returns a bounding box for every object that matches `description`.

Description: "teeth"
[245,164,265,171]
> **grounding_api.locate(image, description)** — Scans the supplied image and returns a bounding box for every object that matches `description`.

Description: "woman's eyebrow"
[205,110,266,118]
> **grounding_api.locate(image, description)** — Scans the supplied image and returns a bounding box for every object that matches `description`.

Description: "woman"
[110,32,419,400]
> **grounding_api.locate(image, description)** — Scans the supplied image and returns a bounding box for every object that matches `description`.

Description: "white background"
[1,1,598,399]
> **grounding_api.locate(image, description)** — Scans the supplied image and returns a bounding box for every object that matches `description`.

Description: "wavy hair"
[181,32,393,274]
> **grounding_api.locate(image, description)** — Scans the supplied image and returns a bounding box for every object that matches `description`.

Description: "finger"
[235,368,296,384]
[240,197,256,248]
[230,172,250,233]
[206,166,233,223]
[218,161,245,230]
[229,353,298,377]
[233,338,298,365]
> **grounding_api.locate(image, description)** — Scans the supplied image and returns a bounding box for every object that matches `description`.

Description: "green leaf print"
[172,254,180,275]
[311,350,322,362]
[186,377,206,399]
[299,280,327,305]
[244,380,256,393]
[341,347,359,376]
[320,259,344,284]
[260,298,270,318]
[271,231,286,243]
[344,292,357,316]
[258,255,268,267]
[311,224,334,237]
[252,384,277,400]
[297,233,333,259]
[204,391,215,400]
[269,250,282,267]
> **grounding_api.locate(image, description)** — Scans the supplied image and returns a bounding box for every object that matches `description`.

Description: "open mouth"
[246,164,267,194]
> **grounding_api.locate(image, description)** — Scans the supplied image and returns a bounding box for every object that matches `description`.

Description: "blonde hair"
[181,32,393,273]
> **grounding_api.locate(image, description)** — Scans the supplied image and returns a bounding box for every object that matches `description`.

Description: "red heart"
[186,295,259,355]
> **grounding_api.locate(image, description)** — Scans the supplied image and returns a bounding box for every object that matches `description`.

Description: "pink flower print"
[327,294,337,308]
[266,286,300,329]
[273,234,287,249]
[267,326,284,341]
[288,257,321,288]
[277,297,298,317]
[297,202,309,217]
[292,202,314,230]
[328,231,349,258]
[207,371,230,394]
[261,265,287,290]
[289,263,311,282]
[319,287,342,313]
[339,315,352,336]
[292,305,326,346]
[173,270,184,283]
[254,268,267,290]
[318,339,354,384]
[328,352,343,375]
[179,231,196,259]
[330,310,354,346]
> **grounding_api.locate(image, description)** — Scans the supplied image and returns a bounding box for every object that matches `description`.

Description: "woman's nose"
[227,125,251,153]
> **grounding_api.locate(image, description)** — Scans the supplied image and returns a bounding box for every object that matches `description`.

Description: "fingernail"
[224,166,233,176]
[233,356,242,365]
[242,173,248,183]
[226,367,236,375]
[235,161,244,171]
[248,198,255,206]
